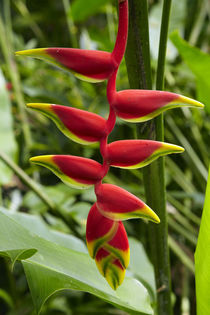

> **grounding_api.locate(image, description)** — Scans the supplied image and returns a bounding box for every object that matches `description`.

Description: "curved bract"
[27,103,107,145]
[15,0,128,83]
[111,90,204,122]
[106,140,184,169]
[20,0,204,291]
[95,183,160,223]
[86,204,129,290]
[30,155,104,189]
[16,48,117,83]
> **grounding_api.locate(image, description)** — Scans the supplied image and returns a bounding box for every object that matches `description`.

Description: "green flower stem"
[125,0,173,314]
[62,0,78,48]
[0,151,82,239]
[0,5,32,155]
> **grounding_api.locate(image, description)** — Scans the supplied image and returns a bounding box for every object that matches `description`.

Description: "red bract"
[30,155,104,189]
[18,0,204,291]
[86,204,118,259]
[95,248,126,290]
[17,48,116,83]
[95,183,160,223]
[110,89,204,122]
[27,103,107,144]
[106,140,184,169]
[15,0,128,82]
[86,204,129,290]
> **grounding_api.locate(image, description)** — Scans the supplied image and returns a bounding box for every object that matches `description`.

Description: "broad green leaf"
[0,208,87,253]
[170,31,210,113]
[0,209,153,315]
[195,166,210,315]
[71,0,108,22]
[0,69,17,184]
[128,238,156,301]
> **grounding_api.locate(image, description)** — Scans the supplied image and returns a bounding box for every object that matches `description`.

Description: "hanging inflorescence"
[16,0,203,290]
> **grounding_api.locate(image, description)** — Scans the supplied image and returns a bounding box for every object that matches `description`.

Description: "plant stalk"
[125,0,173,314]
[0,2,32,155]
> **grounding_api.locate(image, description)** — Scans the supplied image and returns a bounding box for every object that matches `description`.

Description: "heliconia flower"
[15,0,128,83]
[27,103,107,145]
[86,204,118,259]
[16,48,117,83]
[86,203,129,290]
[106,139,184,169]
[104,218,130,269]
[95,183,160,223]
[110,90,204,122]
[30,155,104,189]
[95,248,126,290]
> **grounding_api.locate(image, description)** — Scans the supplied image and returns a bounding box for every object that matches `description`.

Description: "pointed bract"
[95,183,160,223]
[86,204,118,258]
[27,103,107,145]
[106,140,184,169]
[30,155,103,189]
[95,248,126,290]
[111,90,204,122]
[16,48,117,83]
[104,221,130,269]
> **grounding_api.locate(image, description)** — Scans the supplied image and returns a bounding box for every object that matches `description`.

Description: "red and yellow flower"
[17,0,204,289]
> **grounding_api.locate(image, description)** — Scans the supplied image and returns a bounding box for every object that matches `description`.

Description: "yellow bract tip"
[27,103,52,111]
[162,143,185,154]
[143,205,160,224]
[178,95,204,108]
[30,155,54,164]
[15,48,47,57]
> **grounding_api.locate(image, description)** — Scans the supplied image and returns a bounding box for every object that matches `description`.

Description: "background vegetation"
[0,0,209,314]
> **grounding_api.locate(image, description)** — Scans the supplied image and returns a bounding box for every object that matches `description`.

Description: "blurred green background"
[0,0,209,314]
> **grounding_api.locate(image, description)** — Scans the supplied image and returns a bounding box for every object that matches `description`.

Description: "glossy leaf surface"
[195,167,210,315]
[0,208,153,315]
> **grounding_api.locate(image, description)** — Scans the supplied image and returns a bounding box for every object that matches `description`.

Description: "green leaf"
[0,209,153,315]
[0,289,14,309]
[0,69,17,184]
[195,166,210,315]
[71,0,108,22]
[170,31,210,113]
[128,238,156,301]
[0,208,87,253]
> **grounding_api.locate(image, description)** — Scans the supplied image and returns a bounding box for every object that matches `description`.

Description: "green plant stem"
[0,151,82,239]
[62,0,77,48]
[0,4,32,155]
[125,0,173,314]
